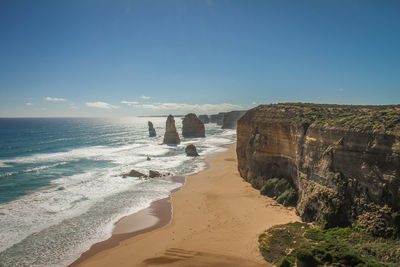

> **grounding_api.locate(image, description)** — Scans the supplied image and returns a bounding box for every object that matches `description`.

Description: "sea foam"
[0,117,236,266]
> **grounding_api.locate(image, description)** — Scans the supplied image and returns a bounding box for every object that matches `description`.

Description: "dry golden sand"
[76,144,300,267]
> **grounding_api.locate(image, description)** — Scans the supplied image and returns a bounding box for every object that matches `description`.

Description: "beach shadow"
[141,248,268,266]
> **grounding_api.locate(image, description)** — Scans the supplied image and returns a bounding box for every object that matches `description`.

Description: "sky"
[0,0,399,117]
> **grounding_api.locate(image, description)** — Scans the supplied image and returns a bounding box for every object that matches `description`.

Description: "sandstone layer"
[237,103,400,236]
[182,113,205,138]
[163,115,180,145]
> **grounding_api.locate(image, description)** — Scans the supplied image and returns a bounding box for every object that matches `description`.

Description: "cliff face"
[182,113,205,138]
[237,103,400,236]
[222,111,246,129]
[163,115,180,144]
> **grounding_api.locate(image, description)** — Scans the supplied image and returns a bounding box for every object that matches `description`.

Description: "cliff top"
[248,103,400,133]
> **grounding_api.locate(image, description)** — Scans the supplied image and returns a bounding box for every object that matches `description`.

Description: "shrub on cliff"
[260,178,298,206]
[276,188,297,206]
[259,222,398,267]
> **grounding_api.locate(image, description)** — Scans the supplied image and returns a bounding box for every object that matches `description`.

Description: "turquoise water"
[0,117,236,266]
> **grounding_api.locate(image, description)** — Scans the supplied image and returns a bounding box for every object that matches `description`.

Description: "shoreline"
[69,175,185,266]
[69,148,216,266]
[75,144,301,267]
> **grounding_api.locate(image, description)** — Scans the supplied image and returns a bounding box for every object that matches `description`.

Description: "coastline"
[69,175,185,266]
[74,144,301,266]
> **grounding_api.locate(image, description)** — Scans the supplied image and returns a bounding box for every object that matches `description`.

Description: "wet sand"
[74,144,300,266]
[70,176,185,266]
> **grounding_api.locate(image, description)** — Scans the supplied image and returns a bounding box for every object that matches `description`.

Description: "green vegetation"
[260,178,297,206]
[261,103,400,132]
[259,222,400,267]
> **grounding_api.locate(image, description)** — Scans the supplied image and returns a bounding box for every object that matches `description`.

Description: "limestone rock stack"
[198,115,210,124]
[148,121,156,137]
[163,115,180,144]
[182,113,205,138]
[210,112,225,125]
[185,144,199,157]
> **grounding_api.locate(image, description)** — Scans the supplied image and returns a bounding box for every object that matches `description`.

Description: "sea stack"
[163,115,180,145]
[198,115,210,124]
[148,121,156,137]
[210,112,225,125]
[182,113,205,138]
[185,144,199,157]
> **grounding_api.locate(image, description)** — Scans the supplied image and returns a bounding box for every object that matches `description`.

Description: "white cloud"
[121,101,139,106]
[85,102,119,109]
[252,101,257,105]
[44,97,67,102]
[25,102,33,106]
[338,88,344,92]
[140,95,151,100]
[132,102,242,114]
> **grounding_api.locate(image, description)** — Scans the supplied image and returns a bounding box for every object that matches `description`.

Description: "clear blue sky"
[0,0,399,117]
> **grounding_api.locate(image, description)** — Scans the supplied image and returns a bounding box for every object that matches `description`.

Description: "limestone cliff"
[237,103,400,236]
[163,115,180,145]
[182,113,205,138]
[221,111,246,129]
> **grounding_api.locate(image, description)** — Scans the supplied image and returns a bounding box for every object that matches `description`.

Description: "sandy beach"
[75,144,300,267]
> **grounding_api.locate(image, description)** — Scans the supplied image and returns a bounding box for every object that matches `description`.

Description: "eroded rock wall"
[222,111,246,129]
[237,104,400,236]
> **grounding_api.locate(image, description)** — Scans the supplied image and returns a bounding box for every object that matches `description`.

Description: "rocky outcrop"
[182,113,205,138]
[185,144,199,157]
[222,110,246,129]
[149,170,161,178]
[237,103,400,236]
[163,115,180,145]
[198,115,210,124]
[123,169,147,178]
[148,121,156,137]
[210,112,225,125]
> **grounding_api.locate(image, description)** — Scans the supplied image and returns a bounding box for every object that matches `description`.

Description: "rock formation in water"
[221,111,246,129]
[185,144,199,157]
[148,121,156,137]
[163,115,180,145]
[210,112,225,125]
[198,115,210,124]
[237,103,400,237]
[182,113,205,138]
[149,170,161,178]
[123,169,147,178]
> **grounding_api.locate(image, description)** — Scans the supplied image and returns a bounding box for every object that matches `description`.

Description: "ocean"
[0,117,236,267]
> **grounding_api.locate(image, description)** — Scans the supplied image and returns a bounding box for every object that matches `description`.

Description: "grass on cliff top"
[259,222,400,267]
[257,103,400,132]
